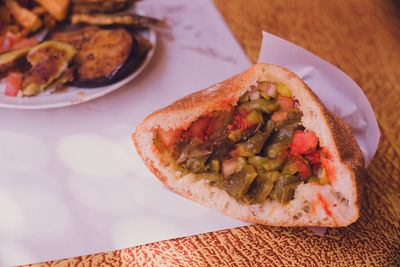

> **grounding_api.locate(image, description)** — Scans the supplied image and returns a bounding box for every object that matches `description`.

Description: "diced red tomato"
[186,117,211,139]
[0,32,38,53]
[1,32,19,53]
[305,151,322,164]
[10,37,38,50]
[5,72,22,97]
[290,130,319,155]
[271,110,287,122]
[229,110,254,130]
[157,128,183,147]
[295,157,311,178]
[277,95,295,111]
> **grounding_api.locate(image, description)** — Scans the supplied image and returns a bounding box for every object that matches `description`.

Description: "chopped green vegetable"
[248,155,268,166]
[247,171,279,203]
[228,129,243,142]
[239,92,250,103]
[260,91,271,100]
[237,131,269,157]
[265,120,276,137]
[269,174,301,204]
[281,159,298,175]
[307,175,318,183]
[277,83,292,98]
[183,156,209,173]
[211,159,220,173]
[246,109,264,124]
[235,157,247,172]
[263,156,286,171]
[266,143,286,159]
[239,98,279,113]
[222,164,257,199]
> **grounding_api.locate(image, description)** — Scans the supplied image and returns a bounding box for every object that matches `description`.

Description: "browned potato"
[35,0,70,21]
[4,0,42,32]
[43,14,57,30]
[31,6,47,16]
[0,6,12,25]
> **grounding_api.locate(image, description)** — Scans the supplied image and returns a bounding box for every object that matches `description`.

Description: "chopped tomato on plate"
[0,32,38,53]
[5,72,22,97]
[10,37,38,50]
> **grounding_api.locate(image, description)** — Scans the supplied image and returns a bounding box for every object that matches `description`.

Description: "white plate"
[0,28,156,109]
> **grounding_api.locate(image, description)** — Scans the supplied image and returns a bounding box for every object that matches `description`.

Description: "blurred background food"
[0,0,164,97]
[0,0,145,36]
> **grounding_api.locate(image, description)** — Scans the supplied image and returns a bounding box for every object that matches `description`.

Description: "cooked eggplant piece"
[0,46,32,79]
[49,25,152,87]
[70,13,168,29]
[21,41,76,96]
[49,26,131,83]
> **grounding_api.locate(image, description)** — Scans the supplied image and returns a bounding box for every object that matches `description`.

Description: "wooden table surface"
[28,0,400,266]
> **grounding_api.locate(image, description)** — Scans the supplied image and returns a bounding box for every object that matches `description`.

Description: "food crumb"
[77,91,84,96]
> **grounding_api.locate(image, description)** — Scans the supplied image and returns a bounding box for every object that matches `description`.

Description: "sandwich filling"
[153,81,334,205]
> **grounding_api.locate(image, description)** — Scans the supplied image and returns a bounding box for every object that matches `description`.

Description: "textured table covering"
[27,0,400,266]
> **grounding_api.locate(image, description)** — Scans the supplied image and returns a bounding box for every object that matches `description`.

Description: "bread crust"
[133,63,364,227]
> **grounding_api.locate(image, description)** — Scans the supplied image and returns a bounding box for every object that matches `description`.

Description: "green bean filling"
[155,82,330,205]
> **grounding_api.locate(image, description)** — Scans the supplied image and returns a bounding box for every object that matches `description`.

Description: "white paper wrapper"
[259,31,380,166]
[258,31,380,236]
